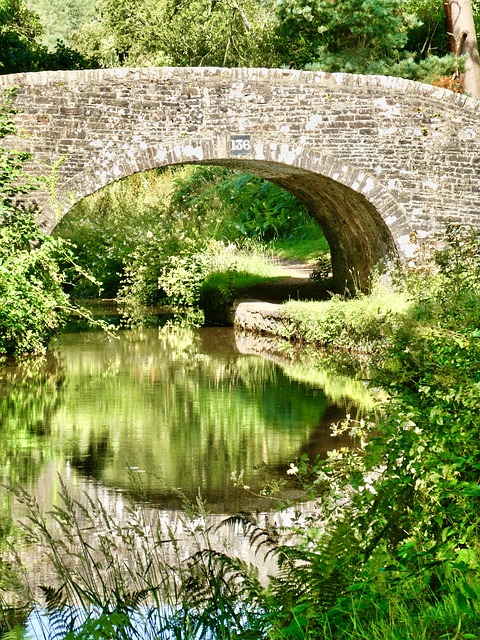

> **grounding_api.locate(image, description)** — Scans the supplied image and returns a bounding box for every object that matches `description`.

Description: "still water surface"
[1,325,373,515]
[1,325,376,635]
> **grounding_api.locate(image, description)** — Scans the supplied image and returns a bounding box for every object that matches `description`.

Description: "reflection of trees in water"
[49,328,372,507]
[0,354,66,535]
[1,327,373,513]
[53,328,333,500]
[0,353,66,485]
[71,437,110,477]
[1,328,376,618]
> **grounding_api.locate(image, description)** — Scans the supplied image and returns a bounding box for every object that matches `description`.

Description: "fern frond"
[39,584,67,611]
[217,512,280,557]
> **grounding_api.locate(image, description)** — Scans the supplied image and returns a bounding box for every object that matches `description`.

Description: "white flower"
[287,463,299,475]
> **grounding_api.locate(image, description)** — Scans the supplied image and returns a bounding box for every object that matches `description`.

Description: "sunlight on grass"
[282,286,412,351]
[210,240,290,278]
[269,231,330,262]
[285,288,411,318]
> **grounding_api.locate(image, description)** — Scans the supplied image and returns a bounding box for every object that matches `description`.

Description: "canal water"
[0,324,373,633]
[1,325,373,511]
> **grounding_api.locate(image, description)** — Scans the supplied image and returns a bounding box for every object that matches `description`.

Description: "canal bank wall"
[229,289,411,355]
[230,300,289,338]
[208,260,408,353]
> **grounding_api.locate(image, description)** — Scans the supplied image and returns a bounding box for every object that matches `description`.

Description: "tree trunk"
[444,0,480,98]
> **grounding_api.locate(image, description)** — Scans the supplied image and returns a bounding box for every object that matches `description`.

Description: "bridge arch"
[58,137,413,292]
[2,66,480,292]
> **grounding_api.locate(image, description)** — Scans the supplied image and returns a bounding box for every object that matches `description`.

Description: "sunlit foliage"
[0,90,105,357]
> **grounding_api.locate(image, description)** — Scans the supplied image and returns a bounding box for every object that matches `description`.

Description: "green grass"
[269,232,330,263]
[318,578,480,640]
[280,287,412,352]
[211,239,289,278]
[202,270,283,291]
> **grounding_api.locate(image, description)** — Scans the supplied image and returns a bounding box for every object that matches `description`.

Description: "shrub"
[0,89,108,358]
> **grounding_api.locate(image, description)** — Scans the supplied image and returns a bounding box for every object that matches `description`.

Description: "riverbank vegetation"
[279,285,411,353]
[2,225,480,639]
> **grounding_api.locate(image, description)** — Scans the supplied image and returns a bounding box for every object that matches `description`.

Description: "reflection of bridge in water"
[2,67,480,291]
[6,329,366,605]
[12,458,311,600]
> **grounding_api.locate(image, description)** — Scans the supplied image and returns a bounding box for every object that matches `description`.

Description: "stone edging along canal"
[230,300,289,337]
[227,260,317,338]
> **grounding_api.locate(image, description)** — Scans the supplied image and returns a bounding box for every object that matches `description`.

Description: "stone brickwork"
[1,66,480,291]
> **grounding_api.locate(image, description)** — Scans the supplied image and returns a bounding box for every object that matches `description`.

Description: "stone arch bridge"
[2,66,480,291]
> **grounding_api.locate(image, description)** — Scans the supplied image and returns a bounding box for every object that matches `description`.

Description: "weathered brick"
[1,67,479,291]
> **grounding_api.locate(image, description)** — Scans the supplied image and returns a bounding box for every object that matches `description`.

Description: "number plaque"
[230,134,251,156]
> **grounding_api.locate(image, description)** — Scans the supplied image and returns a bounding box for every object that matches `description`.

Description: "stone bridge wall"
[1,67,480,291]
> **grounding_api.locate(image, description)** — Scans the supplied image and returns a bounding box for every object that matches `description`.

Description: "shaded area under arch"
[57,142,410,293]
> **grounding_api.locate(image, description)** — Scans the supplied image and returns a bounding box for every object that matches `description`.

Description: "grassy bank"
[280,288,412,352]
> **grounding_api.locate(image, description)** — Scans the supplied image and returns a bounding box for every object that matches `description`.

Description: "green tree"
[0,90,101,357]
[404,0,449,55]
[152,0,277,67]
[272,0,416,71]
[25,0,97,50]
[270,0,467,83]
[54,0,480,87]
[88,0,277,67]
[0,0,43,73]
[0,0,95,73]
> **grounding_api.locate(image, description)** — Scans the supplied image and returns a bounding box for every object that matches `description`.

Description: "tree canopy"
[0,0,94,73]
[68,0,480,85]
[3,0,480,88]
[273,0,415,71]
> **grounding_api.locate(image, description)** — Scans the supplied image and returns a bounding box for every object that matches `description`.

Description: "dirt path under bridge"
[230,259,329,334]
[237,259,326,305]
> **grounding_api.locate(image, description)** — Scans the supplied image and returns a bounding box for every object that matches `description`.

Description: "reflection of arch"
[57,136,415,293]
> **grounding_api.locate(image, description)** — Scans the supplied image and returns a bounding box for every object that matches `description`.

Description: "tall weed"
[7,479,268,639]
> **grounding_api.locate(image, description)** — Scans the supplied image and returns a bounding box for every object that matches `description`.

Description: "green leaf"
[462,582,478,601]
[455,589,468,613]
